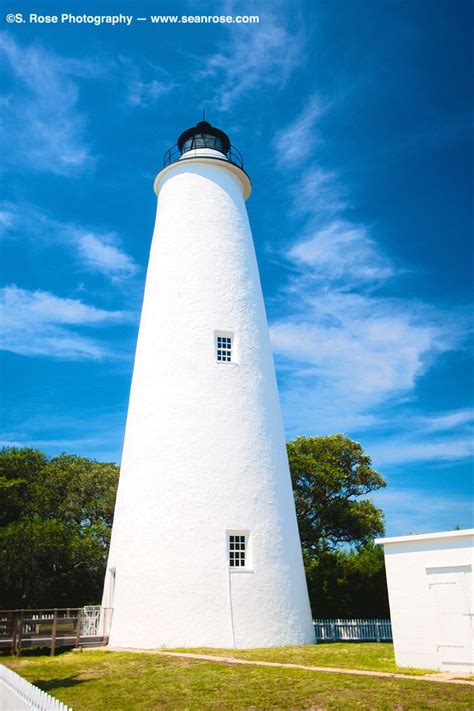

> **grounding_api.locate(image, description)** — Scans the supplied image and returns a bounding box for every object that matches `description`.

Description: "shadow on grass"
[34,674,88,692]
[0,646,73,658]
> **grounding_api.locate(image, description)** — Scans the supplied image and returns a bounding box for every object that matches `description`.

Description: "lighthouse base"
[103,565,315,650]
[105,610,315,650]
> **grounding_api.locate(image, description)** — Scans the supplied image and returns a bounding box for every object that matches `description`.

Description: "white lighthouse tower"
[102,121,315,649]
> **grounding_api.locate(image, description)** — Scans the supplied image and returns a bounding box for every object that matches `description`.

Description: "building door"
[427,565,473,672]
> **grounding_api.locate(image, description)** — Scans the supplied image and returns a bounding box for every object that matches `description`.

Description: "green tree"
[1,439,389,615]
[0,448,119,609]
[304,543,390,618]
[287,435,389,617]
[0,448,48,526]
[288,434,386,554]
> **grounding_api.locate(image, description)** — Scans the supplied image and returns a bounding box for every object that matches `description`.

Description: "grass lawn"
[170,642,431,675]
[2,648,473,710]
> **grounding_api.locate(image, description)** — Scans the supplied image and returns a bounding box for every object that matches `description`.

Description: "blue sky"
[1,0,472,536]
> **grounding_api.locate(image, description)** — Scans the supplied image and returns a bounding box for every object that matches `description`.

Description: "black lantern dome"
[163,120,245,171]
[177,121,231,157]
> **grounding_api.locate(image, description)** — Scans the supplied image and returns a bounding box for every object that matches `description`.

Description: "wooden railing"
[1,609,392,654]
[0,607,112,656]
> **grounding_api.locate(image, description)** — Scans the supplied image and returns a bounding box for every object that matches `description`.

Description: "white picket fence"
[314,618,392,642]
[0,664,72,710]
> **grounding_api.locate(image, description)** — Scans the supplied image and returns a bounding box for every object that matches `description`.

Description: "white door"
[427,565,473,672]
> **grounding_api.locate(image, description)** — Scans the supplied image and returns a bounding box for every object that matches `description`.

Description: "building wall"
[103,155,315,649]
[380,531,473,672]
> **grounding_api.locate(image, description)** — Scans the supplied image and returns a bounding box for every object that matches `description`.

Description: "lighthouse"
[102,121,315,649]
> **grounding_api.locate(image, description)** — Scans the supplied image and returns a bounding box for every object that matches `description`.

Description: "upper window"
[228,534,246,568]
[216,335,232,363]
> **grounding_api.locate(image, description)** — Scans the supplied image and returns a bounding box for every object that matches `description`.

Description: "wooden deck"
[0,608,109,656]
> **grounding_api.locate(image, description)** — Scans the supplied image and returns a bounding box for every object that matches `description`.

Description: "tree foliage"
[287,435,389,617]
[304,543,390,618]
[0,448,119,608]
[288,434,386,554]
[1,438,389,616]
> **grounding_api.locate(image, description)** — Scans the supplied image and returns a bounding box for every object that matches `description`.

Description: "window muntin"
[228,534,246,568]
[216,335,232,363]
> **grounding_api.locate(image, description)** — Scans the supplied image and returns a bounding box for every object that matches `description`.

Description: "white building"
[377,529,474,672]
[102,121,315,649]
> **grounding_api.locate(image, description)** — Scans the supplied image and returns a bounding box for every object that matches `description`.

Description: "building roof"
[375,528,474,546]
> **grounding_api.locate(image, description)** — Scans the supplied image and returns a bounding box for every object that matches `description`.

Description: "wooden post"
[375,620,381,642]
[330,621,336,641]
[15,611,23,657]
[50,609,58,656]
[75,608,82,649]
[11,611,17,656]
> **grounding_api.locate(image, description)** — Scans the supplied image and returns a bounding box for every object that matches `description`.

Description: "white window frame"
[227,530,253,572]
[215,331,234,363]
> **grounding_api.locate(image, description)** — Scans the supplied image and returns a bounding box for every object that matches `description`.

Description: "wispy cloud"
[372,488,473,536]
[119,56,176,108]
[1,201,138,281]
[287,220,393,286]
[416,409,474,433]
[0,33,101,175]
[270,94,468,454]
[271,290,456,435]
[73,231,137,280]
[0,205,17,232]
[368,435,473,467]
[202,6,305,111]
[273,91,349,221]
[362,408,473,469]
[289,168,348,217]
[273,95,327,167]
[0,285,131,360]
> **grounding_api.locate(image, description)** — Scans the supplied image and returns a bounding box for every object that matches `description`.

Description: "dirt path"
[153,651,474,687]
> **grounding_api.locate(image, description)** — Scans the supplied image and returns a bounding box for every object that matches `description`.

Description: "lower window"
[228,533,247,568]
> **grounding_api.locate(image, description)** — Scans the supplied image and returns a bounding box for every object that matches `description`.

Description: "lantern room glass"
[181,133,228,155]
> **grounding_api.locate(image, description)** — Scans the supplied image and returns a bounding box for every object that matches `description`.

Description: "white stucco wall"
[102,154,314,649]
[377,530,474,672]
